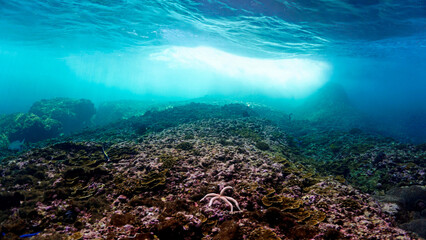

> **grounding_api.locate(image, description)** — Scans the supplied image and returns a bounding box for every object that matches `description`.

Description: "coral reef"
[29,98,95,134]
[276,121,425,193]
[92,100,155,126]
[0,102,424,239]
[0,115,419,239]
[375,185,426,238]
[0,113,62,144]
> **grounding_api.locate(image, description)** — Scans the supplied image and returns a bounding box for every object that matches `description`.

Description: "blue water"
[0,0,425,141]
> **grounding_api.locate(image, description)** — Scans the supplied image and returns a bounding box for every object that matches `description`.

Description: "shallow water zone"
[0,0,425,239]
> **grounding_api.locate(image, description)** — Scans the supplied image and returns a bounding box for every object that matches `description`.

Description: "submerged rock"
[0,133,8,149]
[29,98,95,134]
[0,113,62,144]
[400,219,426,239]
[92,100,155,126]
[376,185,426,238]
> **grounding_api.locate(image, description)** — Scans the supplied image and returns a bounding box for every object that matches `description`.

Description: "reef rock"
[376,185,426,238]
[0,113,61,144]
[294,83,367,130]
[93,100,149,126]
[29,98,95,134]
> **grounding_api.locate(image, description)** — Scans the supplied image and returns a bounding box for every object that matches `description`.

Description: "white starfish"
[200,186,242,213]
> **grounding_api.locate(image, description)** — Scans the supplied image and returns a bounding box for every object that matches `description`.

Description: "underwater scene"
[0,0,425,239]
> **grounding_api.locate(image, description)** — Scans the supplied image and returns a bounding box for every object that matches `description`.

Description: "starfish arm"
[208,196,221,207]
[225,196,242,211]
[220,186,233,195]
[221,197,234,213]
[201,193,219,202]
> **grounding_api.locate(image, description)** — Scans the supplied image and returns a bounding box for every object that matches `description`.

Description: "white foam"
[151,46,331,98]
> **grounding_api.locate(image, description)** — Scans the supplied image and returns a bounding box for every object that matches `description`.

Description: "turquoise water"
[0,0,425,141]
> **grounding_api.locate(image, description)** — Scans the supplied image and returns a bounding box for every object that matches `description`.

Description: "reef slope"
[0,115,420,239]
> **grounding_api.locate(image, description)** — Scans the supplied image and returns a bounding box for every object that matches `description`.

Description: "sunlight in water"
[151,46,331,98]
[65,46,330,98]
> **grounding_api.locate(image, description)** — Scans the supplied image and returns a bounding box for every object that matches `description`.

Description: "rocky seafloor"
[0,103,425,239]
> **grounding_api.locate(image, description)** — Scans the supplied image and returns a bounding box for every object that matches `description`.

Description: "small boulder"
[29,98,95,134]
[0,113,62,143]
